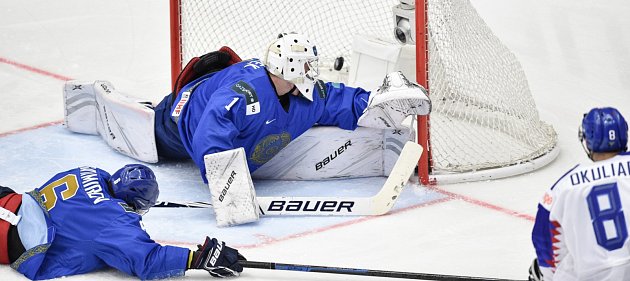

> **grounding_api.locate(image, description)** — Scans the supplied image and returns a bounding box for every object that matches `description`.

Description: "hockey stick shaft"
[257,142,422,216]
[153,201,212,208]
[154,196,391,214]
[154,196,390,215]
[241,260,526,281]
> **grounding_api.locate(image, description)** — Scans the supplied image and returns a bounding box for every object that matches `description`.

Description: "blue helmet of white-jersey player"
[579,107,628,156]
[109,164,159,215]
[263,32,319,101]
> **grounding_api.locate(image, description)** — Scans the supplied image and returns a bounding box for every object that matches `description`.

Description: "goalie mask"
[109,164,159,215]
[264,32,319,101]
[579,107,628,158]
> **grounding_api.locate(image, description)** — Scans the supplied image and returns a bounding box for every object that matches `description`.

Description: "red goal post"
[415,0,430,185]
[169,0,559,185]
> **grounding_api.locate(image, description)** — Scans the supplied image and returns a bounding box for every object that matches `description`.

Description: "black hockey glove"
[190,236,245,278]
[528,258,543,281]
[171,46,242,98]
[0,185,17,198]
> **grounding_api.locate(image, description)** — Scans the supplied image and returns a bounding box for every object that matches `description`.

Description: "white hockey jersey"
[532,152,630,280]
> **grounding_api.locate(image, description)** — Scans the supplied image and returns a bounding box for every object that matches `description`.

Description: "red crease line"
[0,56,73,81]
[0,56,71,137]
[427,186,535,221]
[0,120,64,138]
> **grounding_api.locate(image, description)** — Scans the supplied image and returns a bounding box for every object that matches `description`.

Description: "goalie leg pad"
[205,147,259,227]
[357,71,431,130]
[251,126,415,180]
[93,81,158,163]
[64,80,158,162]
[64,80,99,135]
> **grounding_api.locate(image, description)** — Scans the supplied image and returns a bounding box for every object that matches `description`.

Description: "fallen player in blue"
[0,164,244,280]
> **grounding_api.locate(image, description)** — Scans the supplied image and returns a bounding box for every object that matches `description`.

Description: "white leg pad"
[252,126,415,180]
[205,147,259,227]
[93,81,158,163]
[64,80,99,135]
[64,80,158,162]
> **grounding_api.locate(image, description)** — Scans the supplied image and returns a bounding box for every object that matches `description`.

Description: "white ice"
[1,0,630,280]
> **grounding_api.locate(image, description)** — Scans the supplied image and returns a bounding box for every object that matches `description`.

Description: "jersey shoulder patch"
[315,80,327,99]
[231,80,260,115]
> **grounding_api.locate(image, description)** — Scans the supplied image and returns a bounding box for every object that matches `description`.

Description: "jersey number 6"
[40,174,80,211]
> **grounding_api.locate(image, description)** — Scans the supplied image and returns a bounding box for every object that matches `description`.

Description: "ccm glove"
[357,71,431,130]
[189,236,245,278]
[528,258,543,281]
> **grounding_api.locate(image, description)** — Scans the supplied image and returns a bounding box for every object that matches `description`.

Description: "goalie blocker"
[204,147,259,227]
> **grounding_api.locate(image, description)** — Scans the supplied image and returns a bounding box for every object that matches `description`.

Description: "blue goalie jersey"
[170,59,370,181]
[12,167,189,280]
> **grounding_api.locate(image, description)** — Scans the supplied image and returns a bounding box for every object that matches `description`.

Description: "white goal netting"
[173,0,558,183]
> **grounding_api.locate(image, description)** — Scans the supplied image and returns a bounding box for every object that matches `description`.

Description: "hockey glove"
[172,46,242,97]
[528,258,543,281]
[0,185,17,198]
[357,71,431,130]
[189,236,245,278]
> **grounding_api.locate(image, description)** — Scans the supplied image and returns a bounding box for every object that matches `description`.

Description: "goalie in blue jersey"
[62,32,432,183]
[529,107,630,281]
[0,164,244,280]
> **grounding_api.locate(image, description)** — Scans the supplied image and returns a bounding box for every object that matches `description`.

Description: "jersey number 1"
[586,183,628,251]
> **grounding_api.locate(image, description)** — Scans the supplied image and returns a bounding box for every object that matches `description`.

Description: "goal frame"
[415,0,431,185]
[168,0,558,186]
[169,0,182,89]
[169,0,433,185]
[413,0,559,185]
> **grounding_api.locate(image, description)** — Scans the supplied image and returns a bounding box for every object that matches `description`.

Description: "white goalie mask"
[264,33,320,101]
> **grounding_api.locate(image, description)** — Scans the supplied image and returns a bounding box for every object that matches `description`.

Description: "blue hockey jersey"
[11,167,189,280]
[170,59,370,181]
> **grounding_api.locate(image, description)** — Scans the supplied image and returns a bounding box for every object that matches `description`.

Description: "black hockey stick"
[241,260,526,281]
[153,201,212,208]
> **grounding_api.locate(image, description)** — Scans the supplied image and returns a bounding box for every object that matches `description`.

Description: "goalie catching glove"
[357,71,431,130]
[189,236,246,278]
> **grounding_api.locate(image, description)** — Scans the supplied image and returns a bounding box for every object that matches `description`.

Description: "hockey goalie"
[62,32,430,226]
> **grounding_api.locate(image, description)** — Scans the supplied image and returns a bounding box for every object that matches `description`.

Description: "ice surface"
[1,0,630,280]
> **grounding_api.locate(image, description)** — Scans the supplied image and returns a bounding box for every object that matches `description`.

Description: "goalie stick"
[154,141,422,217]
[241,260,527,281]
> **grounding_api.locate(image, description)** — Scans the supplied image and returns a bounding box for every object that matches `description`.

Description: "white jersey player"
[530,107,630,281]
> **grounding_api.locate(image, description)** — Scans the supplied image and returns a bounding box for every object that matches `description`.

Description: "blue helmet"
[579,107,628,155]
[109,164,159,215]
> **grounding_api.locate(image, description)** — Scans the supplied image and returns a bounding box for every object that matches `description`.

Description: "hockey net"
[170,0,558,184]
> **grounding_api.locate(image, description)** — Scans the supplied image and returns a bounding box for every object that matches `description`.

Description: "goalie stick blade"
[256,141,423,216]
[370,141,422,215]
